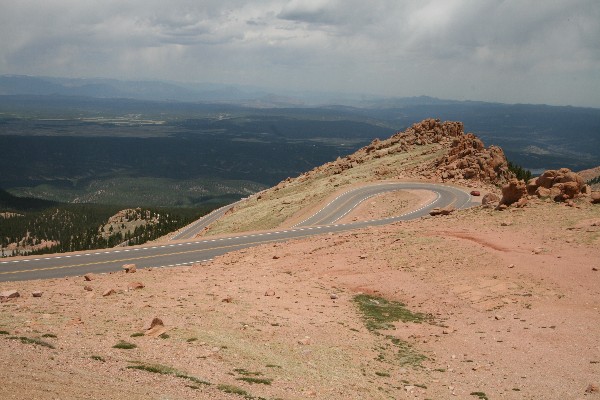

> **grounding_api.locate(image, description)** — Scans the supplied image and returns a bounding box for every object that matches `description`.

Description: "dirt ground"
[1,189,599,399]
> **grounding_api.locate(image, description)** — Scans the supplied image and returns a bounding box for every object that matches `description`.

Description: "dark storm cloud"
[0,0,598,106]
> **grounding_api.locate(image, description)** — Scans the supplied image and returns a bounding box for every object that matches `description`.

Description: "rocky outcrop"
[527,168,588,202]
[280,118,513,187]
[500,179,528,206]
[435,133,512,185]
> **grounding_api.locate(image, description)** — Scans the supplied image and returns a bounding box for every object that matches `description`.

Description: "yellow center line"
[0,233,316,276]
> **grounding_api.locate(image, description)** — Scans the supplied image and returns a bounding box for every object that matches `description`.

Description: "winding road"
[0,182,472,282]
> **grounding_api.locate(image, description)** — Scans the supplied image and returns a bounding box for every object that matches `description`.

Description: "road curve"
[0,182,471,282]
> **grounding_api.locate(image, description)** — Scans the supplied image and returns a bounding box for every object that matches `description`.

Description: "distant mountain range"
[0,74,471,107]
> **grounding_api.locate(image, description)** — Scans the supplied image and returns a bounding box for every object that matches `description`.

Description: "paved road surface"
[0,182,471,282]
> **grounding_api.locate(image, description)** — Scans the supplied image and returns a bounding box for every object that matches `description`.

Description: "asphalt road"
[0,182,471,282]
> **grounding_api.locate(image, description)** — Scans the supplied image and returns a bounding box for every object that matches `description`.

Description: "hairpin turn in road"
[0,182,472,282]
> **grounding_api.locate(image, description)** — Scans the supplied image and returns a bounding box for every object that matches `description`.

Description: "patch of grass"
[127,362,211,386]
[0,330,9,335]
[236,377,272,385]
[393,337,427,366]
[91,355,105,362]
[187,337,198,342]
[217,384,249,396]
[158,333,170,339]
[234,368,262,376]
[353,294,429,331]
[130,332,144,337]
[470,391,489,400]
[375,371,390,377]
[8,336,55,349]
[41,333,57,338]
[112,340,137,349]
[265,364,281,368]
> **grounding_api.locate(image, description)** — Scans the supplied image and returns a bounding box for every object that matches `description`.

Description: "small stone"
[298,336,311,345]
[84,285,93,291]
[0,290,20,299]
[32,291,43,298]
[102,288,116,297]
[127,282,144,290]
[272,255,280,259]
[593,267,598,272]
[586,383,599,393]
[501,221,512,226]
[330,293,338,300]
[359,254,368,259]
[404,385,416,392]
[84,274,94,281]
[122,264,136,273]
[508,264,515,269]
[264,290,276,296]
[494,314,502,320]
[533,247,544,254]
[222,296,233,303]
[145,317,166,337]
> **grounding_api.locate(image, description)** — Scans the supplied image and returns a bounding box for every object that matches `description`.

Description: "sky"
[0,0,599,107]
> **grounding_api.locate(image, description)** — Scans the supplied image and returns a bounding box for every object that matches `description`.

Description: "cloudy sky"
[1,0,598,107]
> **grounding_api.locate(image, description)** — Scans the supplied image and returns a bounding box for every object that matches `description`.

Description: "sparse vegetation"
[8,336,55,349]
[0,330,9,335]
[91,355,105,362]
[186,337,198,342]
[112,340,137,349]
[470,391,489,400]
[508,161,533,182]
[234,368,262,376]
[375,371,390,377]
[41,333,57,338]
[236,377,272,385]
[353,294,430,331]
[217,384,249,396]
[130,332,144,337]
[127,362,210,386]
[158,333,170,339]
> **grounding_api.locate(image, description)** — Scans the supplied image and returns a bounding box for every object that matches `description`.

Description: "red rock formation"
[527,168,588,202]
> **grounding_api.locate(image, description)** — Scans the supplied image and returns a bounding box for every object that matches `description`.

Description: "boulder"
[84,274,94,281]
[528,168,586,201]
[482,193,500,206]
[0,290,20,300]
[144,317,167,337]
[499,179,527,206]
[591,191,600,204]
[122,264,136,273]
[32,291,43,298]
[102,288,116,297]
[127,282,144,290]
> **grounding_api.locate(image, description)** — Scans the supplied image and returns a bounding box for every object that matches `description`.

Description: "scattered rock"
[359,254,368,259]
[222,296,233,303]
[145,317,167,337]
[127,282,144,290]
[31,291,43,298]
[482,193,500,206]
[84,274,94,281]
[533,247,544,254]
[330,293,338,300]
[122,264,136,273]
[508,264,515,268]
[264,290,276,296]
[0,290,20,300]
[102,288,116,297]
[593,267,598,272]
[470,190,481,196]
[298,336,311,345]
[430,206,455,216]
[586,383,599,393]
[591,191,600,204]
[272,255,280,259]
[84,285,93,291]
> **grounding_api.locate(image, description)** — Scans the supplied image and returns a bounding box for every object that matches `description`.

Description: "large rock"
[482,193,500,206]
[499,179,527,206]
[0,290,20,300]
[591,191,600,204]
[528,168,586,201]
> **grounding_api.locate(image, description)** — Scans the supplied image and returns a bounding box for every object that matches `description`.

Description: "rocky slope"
[202,118,514,235]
